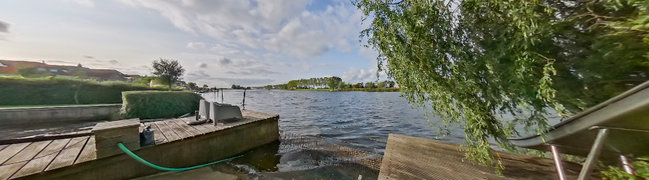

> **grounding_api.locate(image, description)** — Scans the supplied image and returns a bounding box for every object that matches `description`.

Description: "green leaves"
[357,0,649,172]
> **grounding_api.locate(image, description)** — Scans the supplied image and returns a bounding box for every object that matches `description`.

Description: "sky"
[0,0,386,87]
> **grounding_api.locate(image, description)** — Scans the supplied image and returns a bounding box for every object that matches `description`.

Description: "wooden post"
[92,119,140,159]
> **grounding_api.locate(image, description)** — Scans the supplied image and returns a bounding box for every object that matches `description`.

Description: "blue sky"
[0,0,384,87]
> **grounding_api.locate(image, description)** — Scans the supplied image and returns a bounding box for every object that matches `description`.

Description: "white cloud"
[64,0,95,7]
[186,42,206,49]
[117,0,362,59]
[342,68,378,83]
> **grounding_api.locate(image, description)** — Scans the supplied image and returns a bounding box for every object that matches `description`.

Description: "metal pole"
[578,128,609,180]
[550,145,567,180]
[620,155,635,175]
[242,89,246,110]
[221,88,224,103]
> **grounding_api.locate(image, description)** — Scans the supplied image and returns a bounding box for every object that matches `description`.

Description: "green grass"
[0,76,169,106]
[121,91,203,119]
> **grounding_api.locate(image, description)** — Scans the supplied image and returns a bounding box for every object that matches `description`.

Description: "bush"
[121,91,203,119]
[0,76,166,106]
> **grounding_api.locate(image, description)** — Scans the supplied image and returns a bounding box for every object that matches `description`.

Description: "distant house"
[0,60,129,81]
[0,60,49,74]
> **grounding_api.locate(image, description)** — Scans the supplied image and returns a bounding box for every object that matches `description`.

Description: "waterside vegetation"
[357,0,649,173]
[263,76,399,92]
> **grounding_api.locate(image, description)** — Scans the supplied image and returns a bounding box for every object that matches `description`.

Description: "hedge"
[121,91,203,119]
[0,76,166,106]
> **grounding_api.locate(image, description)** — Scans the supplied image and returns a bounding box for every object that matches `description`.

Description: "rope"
[117,143,243,171]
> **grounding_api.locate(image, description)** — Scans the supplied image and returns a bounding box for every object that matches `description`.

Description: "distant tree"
[365,82,376,89]
[186,82,198,91]
[377,81,386,89]
[352,83,363,88]
[337,81,345,89]
[152,59,184,90]
[203,84,209,89]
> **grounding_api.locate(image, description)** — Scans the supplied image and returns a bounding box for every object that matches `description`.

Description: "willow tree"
[357,0,649,168]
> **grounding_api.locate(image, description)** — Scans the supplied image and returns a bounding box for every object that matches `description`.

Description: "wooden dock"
[0,110,278,180]
[378,134,599,179]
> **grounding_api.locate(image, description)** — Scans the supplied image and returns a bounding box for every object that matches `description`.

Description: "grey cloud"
[83,55,94,59]
[198,62,208,68]
[109,60,119,64]
[212,77,274,86]
[0,21,8,33]
[218,58,231,65]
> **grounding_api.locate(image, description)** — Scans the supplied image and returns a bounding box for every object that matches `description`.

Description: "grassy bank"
[0,76,167,106]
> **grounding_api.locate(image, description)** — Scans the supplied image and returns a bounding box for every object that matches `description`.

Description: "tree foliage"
[152,59,185,90]
[357,0,649,169]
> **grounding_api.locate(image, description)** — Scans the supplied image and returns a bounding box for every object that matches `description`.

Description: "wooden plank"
[34,139,70,159]
[10,139,70,179]
[163,120,193,139]
[74,136,96,164]
[154,121,180,142]
[149,123,167,144]
[4,141,51,165]
[0,162,27,180]
[378,134,589,180]
[184,119,213,134]
[0,145,8,152]
[170,119,203,136]
[45,136,89,171]
[0,143,30,165]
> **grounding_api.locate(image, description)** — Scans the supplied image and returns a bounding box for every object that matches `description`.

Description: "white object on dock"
[209,103,242,125]
[198,100,210,120]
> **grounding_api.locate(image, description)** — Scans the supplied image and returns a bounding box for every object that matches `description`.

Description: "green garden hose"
[117,142,243,171]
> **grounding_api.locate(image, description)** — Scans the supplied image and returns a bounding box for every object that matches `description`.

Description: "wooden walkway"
[0,110,274,180]
[378,134,599,180]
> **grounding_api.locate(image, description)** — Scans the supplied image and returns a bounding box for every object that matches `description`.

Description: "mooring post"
[92,119,140,158]
[242,89,246,110]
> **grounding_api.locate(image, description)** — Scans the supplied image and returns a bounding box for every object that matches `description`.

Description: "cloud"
[109,59,119,64]
[197,62,208,68]
[217,58,231,65]
[0,20,8,33]
[341,68,387,83]
[186,42,206,49]
[64,0,95,7]
[83,55,94,59]
[118,0,362,59]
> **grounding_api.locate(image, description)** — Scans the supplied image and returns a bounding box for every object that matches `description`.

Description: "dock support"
[92,119,141,159]
[578,128,609,180]
[550,145,567,180]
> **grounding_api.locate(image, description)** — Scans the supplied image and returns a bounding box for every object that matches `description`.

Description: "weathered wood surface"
[0,110,277,180]
[378,134,598,180]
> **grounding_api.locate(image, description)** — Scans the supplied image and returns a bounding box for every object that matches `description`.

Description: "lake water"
[203,89,465,151]
[139,90,466,179]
